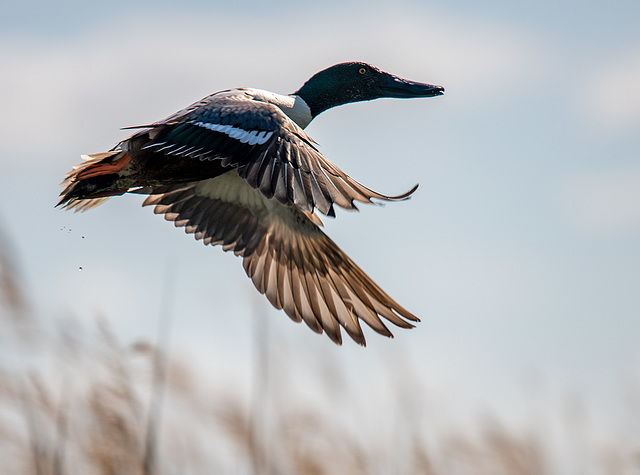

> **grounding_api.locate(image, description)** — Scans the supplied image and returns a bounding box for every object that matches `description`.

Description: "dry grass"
[0,234,639,474]
[1,326,639,474]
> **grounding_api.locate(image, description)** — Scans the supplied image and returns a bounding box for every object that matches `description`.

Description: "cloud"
[582,51,640,128]
[0,6,541,162]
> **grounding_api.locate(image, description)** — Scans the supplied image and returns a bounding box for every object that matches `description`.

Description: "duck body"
[59,62,444,345]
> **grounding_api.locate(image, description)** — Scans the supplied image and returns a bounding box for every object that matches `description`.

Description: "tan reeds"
[0,228,638,474]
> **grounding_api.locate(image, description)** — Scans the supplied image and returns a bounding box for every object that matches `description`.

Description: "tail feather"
[58,151,131,212]
[59,196,114,212]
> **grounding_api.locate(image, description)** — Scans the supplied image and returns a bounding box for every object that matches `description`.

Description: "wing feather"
[142,171,419,345]
[125,91,417,217]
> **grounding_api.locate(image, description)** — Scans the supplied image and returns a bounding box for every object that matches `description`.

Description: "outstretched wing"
[142,170,419,345]
[129,90,417,217]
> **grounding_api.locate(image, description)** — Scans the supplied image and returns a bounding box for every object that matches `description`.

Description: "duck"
[58,61,444,346]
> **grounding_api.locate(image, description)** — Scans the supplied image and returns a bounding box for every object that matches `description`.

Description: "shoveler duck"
[58,61,444,346]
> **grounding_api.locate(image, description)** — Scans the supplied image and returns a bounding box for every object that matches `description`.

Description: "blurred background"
[0,0,639,473]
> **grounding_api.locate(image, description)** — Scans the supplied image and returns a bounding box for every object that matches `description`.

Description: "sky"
[1,0,639,449]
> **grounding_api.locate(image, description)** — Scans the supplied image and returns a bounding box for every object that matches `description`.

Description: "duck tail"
[57,151,132,212]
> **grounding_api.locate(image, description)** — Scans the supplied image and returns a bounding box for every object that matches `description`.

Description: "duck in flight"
[58,61,444,345]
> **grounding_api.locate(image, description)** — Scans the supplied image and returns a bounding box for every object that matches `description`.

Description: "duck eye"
[358,67,367,75]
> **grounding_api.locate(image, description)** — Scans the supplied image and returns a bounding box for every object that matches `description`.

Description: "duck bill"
[380,75,445,98]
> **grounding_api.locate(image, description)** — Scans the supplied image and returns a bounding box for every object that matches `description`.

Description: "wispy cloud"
[582,51,640,128]
[0,7,541,162]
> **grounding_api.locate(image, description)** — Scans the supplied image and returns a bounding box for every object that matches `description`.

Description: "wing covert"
[129,91,417,217]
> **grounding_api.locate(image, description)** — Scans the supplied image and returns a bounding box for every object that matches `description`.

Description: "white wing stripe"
[191,121,274,145]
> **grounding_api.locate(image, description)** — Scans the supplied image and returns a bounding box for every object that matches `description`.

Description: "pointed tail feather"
[57,151,131,212]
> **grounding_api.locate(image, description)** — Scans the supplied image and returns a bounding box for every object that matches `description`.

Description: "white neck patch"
[249,89,313,129]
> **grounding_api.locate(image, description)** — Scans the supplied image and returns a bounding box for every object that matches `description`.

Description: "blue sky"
[1,0,639,445]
